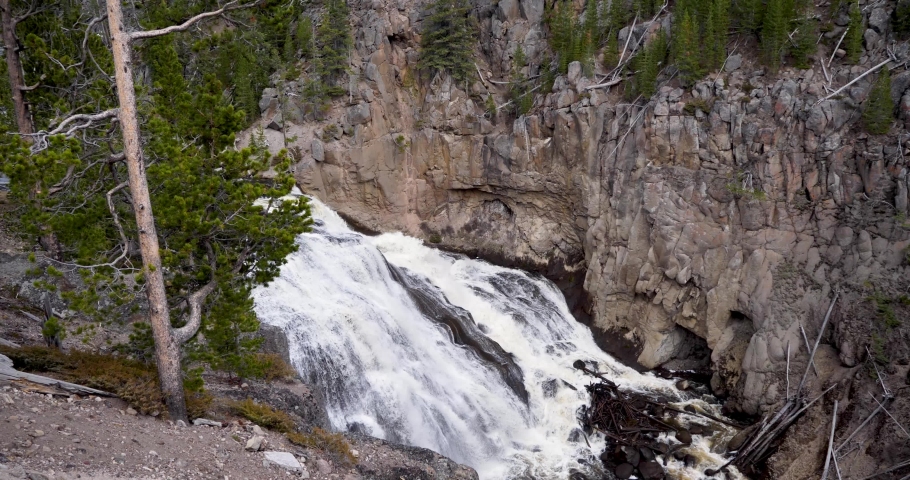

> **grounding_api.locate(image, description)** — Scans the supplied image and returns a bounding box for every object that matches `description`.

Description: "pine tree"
[733,0,764,34]
[710,0,731,69]
[673,11,703,86]
[761,0,787,70]
[790,18,817,68]
[846,1,863,63]
[297,17,314,60]
[863,68,894,134]
[317,0,353,96]
[609,0,628,31]
[634,32,666,98]
[510,45,534,115]
[603,30,619,69]
[418,0,475,83]
[548,0,575,73]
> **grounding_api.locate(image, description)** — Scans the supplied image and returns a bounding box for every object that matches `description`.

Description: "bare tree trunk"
[0,0,33,135]
[105,0,187,423]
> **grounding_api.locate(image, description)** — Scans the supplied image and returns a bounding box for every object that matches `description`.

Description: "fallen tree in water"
[576,293,843,479]
[574,359,744,479]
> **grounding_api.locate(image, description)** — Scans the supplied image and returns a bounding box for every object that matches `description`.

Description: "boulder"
[259,88,278,113]
[346,103,372,125]
[639,460,664,479]
[262,451,303,472]
[245,435,265,451]
[724,54,742,72]
[615,463,634,479]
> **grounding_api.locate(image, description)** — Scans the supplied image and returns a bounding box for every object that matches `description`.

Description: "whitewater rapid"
[252,197,741,479]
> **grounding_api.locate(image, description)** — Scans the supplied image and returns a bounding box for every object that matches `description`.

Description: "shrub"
[869,291,901,328]
[428,234,442,244]
[252,353,297,382]
[287,427,357,466]
[322,124,340,141]
[41,317,66,348]
[683,97,711,116]
[229,398,296,433]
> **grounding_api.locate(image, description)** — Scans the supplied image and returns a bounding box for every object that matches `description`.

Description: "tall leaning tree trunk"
[105,0,187,422]
[0,0,34,135]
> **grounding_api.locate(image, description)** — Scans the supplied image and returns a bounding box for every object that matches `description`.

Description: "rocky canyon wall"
[242,0,910,431]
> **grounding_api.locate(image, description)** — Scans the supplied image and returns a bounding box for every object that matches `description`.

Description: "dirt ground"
[0,385,350,480]
[0,383,478,480]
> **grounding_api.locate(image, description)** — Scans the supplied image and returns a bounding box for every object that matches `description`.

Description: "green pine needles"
[510,45,535,115]
[863,68,894,135]
[846,1,864,63]
[317,0,353,97]
[418,0,475,83]
[671,0,730,86]
[633,33,668,98]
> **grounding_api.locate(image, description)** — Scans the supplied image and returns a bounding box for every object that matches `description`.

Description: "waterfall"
[252,197,741,479]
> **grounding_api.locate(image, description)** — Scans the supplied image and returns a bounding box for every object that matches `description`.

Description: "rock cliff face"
[244,0,910,474]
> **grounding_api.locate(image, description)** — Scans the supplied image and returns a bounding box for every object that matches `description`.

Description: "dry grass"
[228,398,296,433]
[287,427,357,466]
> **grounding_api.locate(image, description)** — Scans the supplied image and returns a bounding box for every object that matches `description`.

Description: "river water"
[252,197,741,479]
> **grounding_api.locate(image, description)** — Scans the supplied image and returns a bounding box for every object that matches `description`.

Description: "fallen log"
[0,354,112,397]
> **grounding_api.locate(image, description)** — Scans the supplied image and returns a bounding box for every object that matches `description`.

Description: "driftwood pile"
[574,360,740,479]
[576,294,852,479]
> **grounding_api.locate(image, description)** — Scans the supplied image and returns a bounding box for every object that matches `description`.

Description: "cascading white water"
[252,197,742,479]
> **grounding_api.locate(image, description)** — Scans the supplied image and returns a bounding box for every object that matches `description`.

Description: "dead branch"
[613,13,638,82]
[105,181,131,267]
[584,77,624,91]
[797,293,838,394]
[866,346,891,396]
[786,340,791,400]
[47,109,120,136]
[821,400,838,480]
[816,59,891,105]
[828,28,849,71]
[871,394,910,439]
[799,322,819,376]
[130,1,260,41]
[835,398,886,453]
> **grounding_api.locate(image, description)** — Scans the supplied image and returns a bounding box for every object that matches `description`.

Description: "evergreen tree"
[510,45,534,115]
[790,18,817,68]
[673,11,703,86]
[633,37,659,98]
[761,0,787,70]
[608,0,628,32]
[733,0,764,34]
[548,0,575,73]
[846,1,864,63]
[709,0,731,69]
[317,0,353,96]
[863,68,894,134]
[603,30,620,69]
[418,0,475,83]
[298,17,315,60]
